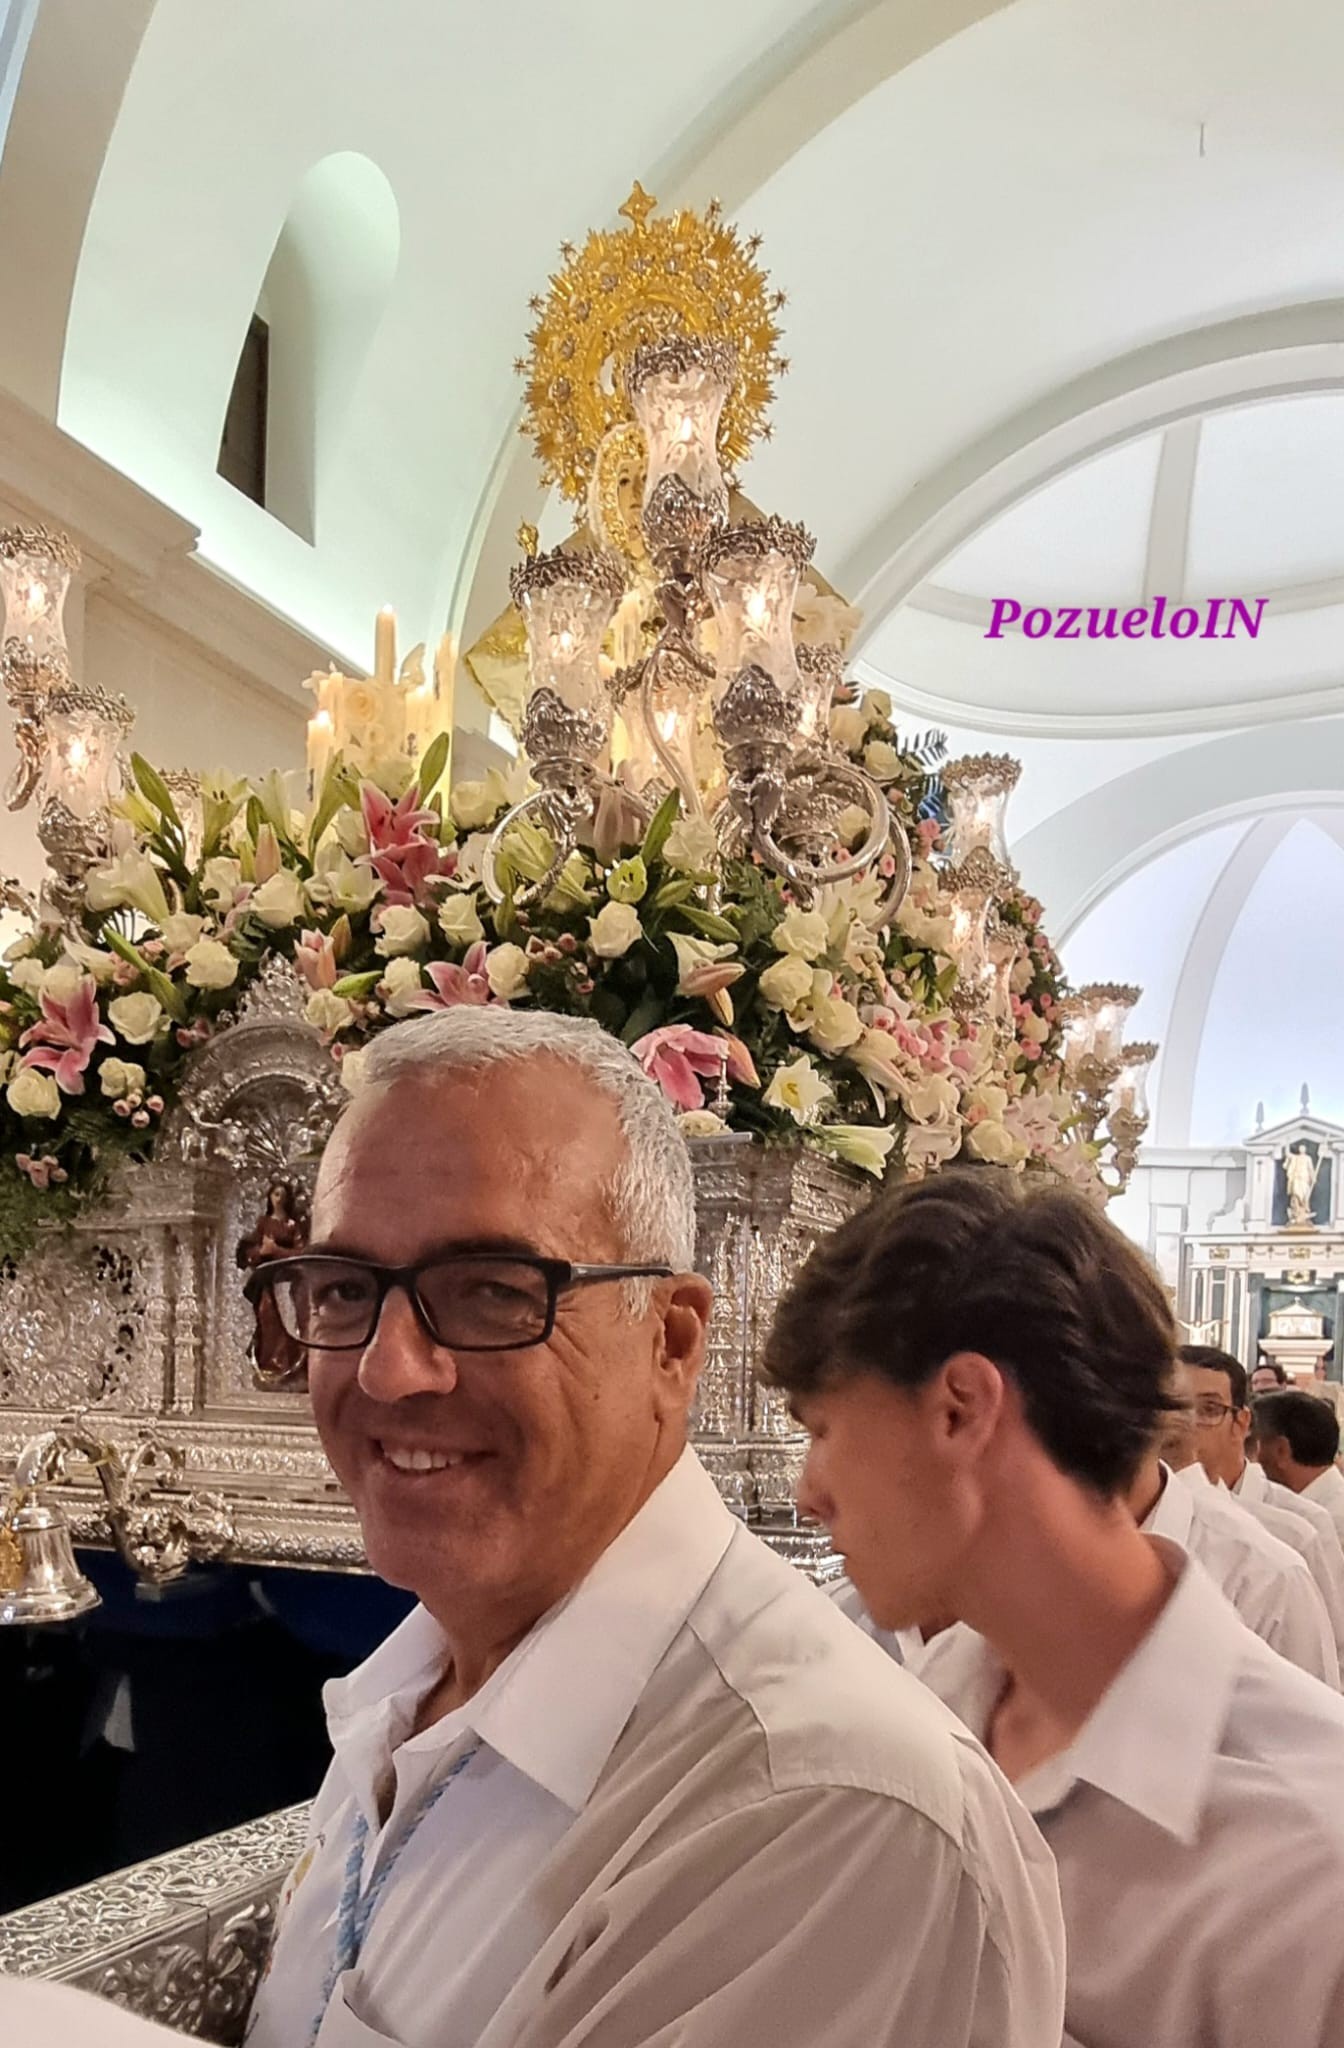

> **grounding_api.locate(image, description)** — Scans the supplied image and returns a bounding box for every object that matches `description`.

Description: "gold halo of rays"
[516,181,788,514]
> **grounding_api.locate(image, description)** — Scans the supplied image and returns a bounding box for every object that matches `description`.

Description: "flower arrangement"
[0,684,1097,1261]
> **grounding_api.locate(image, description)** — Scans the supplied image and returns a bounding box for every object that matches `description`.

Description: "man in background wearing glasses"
[1176,1343,1344,1665]
[229,1007,1063,2048]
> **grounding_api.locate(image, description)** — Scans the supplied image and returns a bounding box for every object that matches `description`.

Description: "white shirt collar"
[1139,1464,1194,1545]
[1233,1459,1267,1504]
[326,1447,736,1818]
[1172,1457,1211,1490]
[921,1544,1245,1846]
[1304,1466,1344,1506]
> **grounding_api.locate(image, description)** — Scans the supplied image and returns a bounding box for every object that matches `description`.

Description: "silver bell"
[0,1493,100,1625]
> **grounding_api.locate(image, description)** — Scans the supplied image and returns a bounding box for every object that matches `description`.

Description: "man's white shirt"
[1141,1462,1338,1685]
[1304,1464,1344,1549]
[246,1449,1064,2048]
[1228,1458,1344,1659]
[918,1544,1344,2048]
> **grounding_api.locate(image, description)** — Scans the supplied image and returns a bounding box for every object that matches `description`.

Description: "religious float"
[0,190,1152,2034]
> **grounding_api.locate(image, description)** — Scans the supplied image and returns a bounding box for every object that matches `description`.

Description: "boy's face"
[793,1369,976,1634]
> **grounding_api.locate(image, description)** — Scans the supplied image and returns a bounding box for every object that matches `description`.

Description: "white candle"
[374,607,397,687]
[306,708,334,798]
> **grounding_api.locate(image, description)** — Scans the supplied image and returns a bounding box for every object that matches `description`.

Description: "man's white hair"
[353,1008,698,1283]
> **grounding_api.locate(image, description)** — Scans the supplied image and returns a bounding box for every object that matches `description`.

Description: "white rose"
[772,908,830,961]
[450,771,510,832]
[4,935,33,963]
[375,906,430,958]
[864,689,893,722]
[39,961,84,1006]
[807,990,864,1057]
[829,704,869,754]
[662,815,719,873]
[835,804,872,847]
[965,1118,1024,1166]
[200,858,243,909]
[758,954,815,1012]
[588,901,642,959]
[184,939,240,991]
[678,1110,728,1137]
[485,942,530,1001]
[99,1059,146,1101]
[7,1068,60,1119]
[305,989,354,1035]
[379,956,425,1019]
[438,894,485,948]
[161,913,206,954]
[108,993,164,1044]
[966,1082,1009,1121]
[1010,955,1034,997]
[8,958,45,994]
[1019,1010,1051,1046]
[250,870,305,929]
[864,740,901,782]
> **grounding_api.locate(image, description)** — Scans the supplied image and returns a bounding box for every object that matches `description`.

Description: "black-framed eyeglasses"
[1192,1397,1239,1427]
[243,1250,675,1354]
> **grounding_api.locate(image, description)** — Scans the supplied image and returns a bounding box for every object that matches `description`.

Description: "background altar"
[1168,1105,1344,1375]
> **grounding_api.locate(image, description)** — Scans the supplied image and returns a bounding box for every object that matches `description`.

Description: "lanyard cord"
[307,1740,481,2046]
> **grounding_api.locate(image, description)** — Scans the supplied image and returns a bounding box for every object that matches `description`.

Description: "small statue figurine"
[237,1181,308,1385]
[1283,1143,1322,1230]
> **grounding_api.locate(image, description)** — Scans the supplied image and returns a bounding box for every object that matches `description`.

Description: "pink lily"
[408,942,491,1010]
[358,782,454,907]
[294,929,338,992]
[368,837,455,908]
[19,975,114,1095]
[630,1024,729,1112]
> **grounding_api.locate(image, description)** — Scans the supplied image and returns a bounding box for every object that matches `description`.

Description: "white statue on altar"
[1283,1142,1321,1228]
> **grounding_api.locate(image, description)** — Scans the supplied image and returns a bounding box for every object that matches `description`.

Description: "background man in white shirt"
[1124,1433,1339,1684]
[764,1167,1344,2048]
[1255,1388,1344,1543]
[216,1007,1058,2048]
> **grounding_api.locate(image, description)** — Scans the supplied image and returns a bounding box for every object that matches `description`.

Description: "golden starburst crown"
[517,182,788,506]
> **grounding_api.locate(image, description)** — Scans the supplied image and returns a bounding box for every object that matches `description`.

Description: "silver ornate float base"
[0,1807,308,2041]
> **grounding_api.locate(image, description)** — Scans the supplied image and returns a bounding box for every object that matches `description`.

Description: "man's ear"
[933,1350,1007,1460]
[654,1274,713,1407]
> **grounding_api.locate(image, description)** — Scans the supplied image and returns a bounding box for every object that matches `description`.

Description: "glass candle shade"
[613,648,703,800]
[942,754,1021,870]
[1062,982,1142,1071]
[626,336,734,559]
[941,867,995,988]
[1110,1041,1157,1120]
[509,547,625,725]
[42,686,133,822]
[794,642,843,749]
[701,517,814,719]
[0,525,78,678]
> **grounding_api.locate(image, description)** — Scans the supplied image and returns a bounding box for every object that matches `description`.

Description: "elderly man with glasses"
[195,1006,1057,2048]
